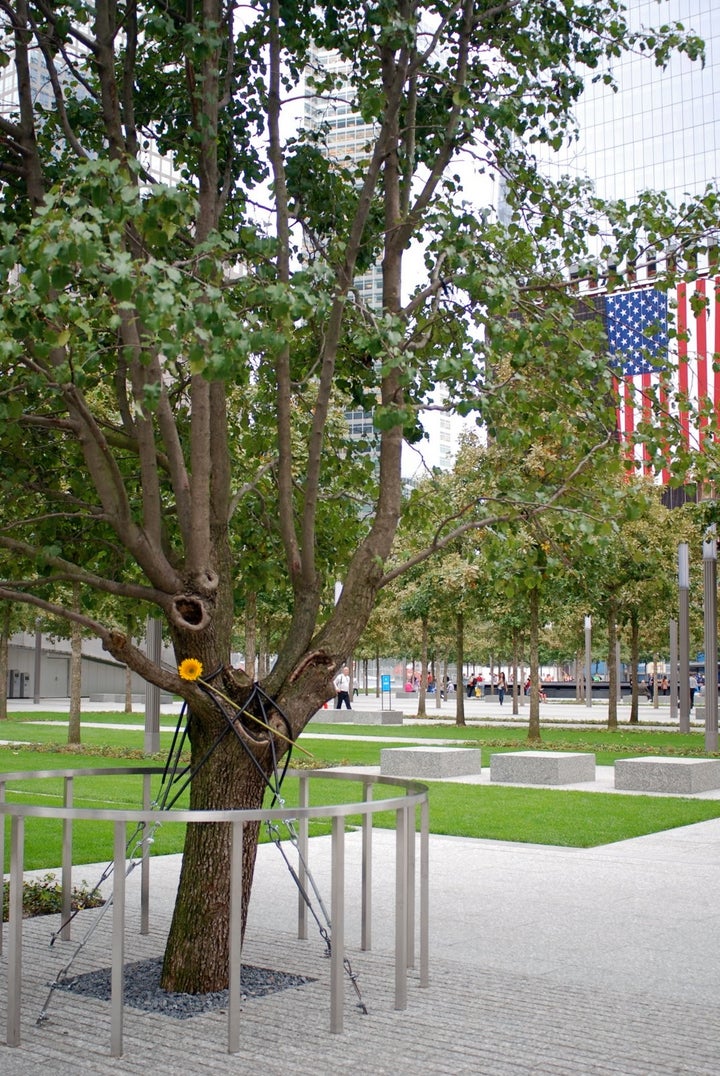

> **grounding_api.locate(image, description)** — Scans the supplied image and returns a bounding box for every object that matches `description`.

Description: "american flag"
[605,279,720,476]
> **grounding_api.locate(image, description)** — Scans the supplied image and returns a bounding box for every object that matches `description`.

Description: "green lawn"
[2,712,720,870]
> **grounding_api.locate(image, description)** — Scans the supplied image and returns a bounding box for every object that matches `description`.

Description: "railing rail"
[0,766,429,1057]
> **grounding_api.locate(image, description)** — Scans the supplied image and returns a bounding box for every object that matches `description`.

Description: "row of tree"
[0,0,717,995]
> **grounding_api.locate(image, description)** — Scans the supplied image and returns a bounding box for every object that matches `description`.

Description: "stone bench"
[312,709,404,725]
[614,756,720,794]
[380,746,481,778]
[490,751,596,785]
[89,692,175,704]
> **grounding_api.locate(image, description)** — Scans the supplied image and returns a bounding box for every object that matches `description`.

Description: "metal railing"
[0,766,429,1057]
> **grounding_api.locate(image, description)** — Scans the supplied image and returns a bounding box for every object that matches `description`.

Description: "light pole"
[678,543,690,733]
[144,617,162,755]
[703,531,718,753]
[33,619,42,704]
[584,616,592,709]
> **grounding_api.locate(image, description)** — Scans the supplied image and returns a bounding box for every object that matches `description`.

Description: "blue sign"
[381,675,391,690]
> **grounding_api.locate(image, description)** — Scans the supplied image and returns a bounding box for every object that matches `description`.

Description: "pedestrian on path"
[334,666,352,709]
[497,671,506,705]
[689,673,698,709]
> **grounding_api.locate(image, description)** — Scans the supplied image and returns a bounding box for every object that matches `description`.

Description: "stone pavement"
[2,820,720,1075]
[2,696,720,1073]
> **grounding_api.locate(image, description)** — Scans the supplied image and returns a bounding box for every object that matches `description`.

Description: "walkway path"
[3,696,719,1072]
[2,822,720,1074]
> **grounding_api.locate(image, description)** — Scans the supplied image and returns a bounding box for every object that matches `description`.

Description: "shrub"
[2,872,105,921]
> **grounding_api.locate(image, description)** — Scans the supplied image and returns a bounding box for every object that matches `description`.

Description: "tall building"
[304,48,463,479]
[540,2,720,482]
[554,0,720,207]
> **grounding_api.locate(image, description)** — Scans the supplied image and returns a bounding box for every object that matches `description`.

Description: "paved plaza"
[1,695,720,1073]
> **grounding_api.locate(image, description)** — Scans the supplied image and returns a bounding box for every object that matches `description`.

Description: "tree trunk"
[161,736,268,993]
[607,598,618,731]
[629,610,640,724]
[527,589,541,742]
[455,612,466,726]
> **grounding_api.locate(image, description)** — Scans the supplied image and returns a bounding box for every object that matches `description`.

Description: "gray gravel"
[52,956,315,1019]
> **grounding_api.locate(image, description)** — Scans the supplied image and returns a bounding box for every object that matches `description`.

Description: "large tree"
[0,1,706,993]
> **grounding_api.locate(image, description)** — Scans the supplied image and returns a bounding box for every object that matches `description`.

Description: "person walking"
[334,666,352,709]
[689,673,698,710]
[497,671,507,706]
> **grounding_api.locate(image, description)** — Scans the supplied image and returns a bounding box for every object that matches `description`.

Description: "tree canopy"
[0,0,712,994]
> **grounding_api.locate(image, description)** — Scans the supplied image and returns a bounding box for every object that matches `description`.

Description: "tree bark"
[161,738,268,993]
[629,610,640,724]
[455,612,465,726]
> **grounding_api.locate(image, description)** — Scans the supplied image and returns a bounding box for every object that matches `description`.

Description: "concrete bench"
[89,692,175,704]
[380,746,481,779]
[614,756,720,794]
[490,751,596,785]
[312,709,404,725]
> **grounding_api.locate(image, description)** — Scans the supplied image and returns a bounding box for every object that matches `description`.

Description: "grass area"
[2,711,720,870]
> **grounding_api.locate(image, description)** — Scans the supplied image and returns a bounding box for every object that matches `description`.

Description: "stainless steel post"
[361,779,373,951]
[298,774,309,940]
[61,777,73,940]
[703,532,718,753]
[7,814,24,1047]
[33,623,41,704]
[144,617,162,754]
[395,806,408,1010]
[406,804,415,970]
[584,616,592,708]
[140,773,151,935]
[111,820,126,1058]
[228,820,244,1054]
[330,815,345,1033]
[419,797,430,989]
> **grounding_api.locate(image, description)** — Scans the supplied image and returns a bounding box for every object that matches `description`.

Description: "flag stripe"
[605,277,719,473]
[677,282,690,450]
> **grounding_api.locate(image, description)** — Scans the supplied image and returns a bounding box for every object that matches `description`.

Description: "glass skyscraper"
[555,0,719,207]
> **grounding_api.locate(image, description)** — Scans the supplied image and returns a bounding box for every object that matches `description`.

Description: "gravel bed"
[53,956,316,1019]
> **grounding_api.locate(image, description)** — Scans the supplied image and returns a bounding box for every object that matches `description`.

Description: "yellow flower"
[178,658,203,682]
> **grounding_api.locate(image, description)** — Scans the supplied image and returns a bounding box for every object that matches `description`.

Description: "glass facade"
[555,1,720,205]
